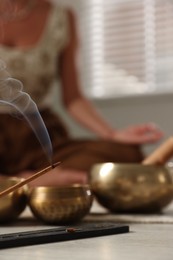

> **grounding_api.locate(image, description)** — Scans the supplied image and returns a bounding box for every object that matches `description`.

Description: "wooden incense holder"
[0,162,61,198]
[142,137,173,165]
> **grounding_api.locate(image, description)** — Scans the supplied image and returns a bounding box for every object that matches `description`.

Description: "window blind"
[54,0,173,98]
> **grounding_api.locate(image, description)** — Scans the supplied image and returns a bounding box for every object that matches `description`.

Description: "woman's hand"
[112,123,163,144]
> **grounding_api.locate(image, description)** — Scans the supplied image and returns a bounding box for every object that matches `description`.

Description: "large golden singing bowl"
[28,185,93,224]
[0,177,28,222]
[90,163,173,213]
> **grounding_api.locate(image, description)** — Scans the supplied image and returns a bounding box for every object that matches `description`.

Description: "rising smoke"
[0,59,53,164]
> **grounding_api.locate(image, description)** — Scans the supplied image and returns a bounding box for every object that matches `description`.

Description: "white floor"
[0,201,173,259]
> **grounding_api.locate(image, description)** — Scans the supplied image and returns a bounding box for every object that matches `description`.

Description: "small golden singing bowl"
[27,185,93,224]
[90,163,173,213]
[0,177,28,222]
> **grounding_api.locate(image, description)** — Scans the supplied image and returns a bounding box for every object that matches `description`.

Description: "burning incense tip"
[51,162,61,169]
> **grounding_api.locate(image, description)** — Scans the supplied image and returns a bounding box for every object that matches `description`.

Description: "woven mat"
[84,201,173,224]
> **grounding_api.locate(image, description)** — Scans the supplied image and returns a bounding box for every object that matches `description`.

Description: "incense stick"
[0,162,61,198]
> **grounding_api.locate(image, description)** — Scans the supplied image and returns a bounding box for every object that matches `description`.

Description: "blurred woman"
[0,0,163,186]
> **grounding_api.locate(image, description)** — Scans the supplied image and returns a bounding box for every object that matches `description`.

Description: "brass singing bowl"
[89,163,173,213]
[0,177,28,222]
[27,184,93,224]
